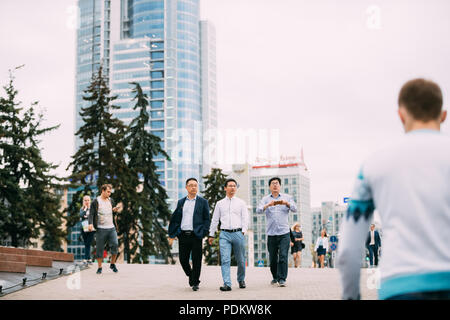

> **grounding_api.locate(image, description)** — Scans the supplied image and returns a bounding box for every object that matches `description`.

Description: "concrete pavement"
[1,264,379,300]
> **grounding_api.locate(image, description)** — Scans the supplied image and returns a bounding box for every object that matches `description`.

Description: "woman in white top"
[314,229,329,268]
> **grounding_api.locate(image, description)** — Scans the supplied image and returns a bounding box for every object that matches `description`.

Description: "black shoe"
[239,281,246,289]
[96,268,102,274]
[110,264,118,273]
[220,285,232,291]
[271,279,278,285]
[192,285,199,291]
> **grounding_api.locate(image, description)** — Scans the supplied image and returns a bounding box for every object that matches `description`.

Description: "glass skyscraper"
[74,0,217,208]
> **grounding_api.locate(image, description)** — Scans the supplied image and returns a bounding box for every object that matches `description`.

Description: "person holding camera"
[256,177,297,287]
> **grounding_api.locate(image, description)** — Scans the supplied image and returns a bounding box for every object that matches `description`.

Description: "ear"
[440,110,447,124]
[398,107,406,125]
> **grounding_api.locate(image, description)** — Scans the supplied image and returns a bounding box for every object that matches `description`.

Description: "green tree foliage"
[124,82,173,263]
[0,67,64,250]
[67,65,131,260]
[67,71,173,263]
[67,65,128,191]
[201,168,228,265]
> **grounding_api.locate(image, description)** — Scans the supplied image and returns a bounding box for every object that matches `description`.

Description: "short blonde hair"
[291,223,301,231]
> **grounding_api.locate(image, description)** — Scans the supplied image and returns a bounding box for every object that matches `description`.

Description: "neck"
[187,193,196,200]
[405,120,440,133]
[271,191,280,198]
[226,194,234,199]
[101,195,108,200]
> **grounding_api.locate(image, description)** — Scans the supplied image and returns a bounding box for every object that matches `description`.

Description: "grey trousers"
[95,227,118,258]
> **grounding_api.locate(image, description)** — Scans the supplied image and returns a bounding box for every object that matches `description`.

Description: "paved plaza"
[1,264,378,300]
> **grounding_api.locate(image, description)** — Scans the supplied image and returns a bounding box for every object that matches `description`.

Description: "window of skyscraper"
[150,100,163,109]
[151,71,163,78]
[151,90,164,99]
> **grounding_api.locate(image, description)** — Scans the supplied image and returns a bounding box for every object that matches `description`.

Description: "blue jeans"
[267,233,291,282]
[219,231,246,287]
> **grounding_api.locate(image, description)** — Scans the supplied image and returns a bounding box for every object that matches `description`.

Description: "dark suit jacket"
[366,230,381,249]
[168,196,210,239]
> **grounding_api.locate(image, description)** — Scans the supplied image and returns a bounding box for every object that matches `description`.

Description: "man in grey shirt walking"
[257,177,297,287]
[88,184,122,274]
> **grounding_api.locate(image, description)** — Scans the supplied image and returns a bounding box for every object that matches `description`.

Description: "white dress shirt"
[180,195,197,231]
[209,196,249,237]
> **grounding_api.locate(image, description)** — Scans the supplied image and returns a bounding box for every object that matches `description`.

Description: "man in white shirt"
[209,179,249,291]
[337,78,450,300]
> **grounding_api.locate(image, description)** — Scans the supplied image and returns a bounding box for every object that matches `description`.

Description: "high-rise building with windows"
[71,0,217,260]
[74,0,217,207]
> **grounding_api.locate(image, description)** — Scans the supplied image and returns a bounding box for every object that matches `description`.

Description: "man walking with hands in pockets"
[209,178,249,291]
[257,177,297,287]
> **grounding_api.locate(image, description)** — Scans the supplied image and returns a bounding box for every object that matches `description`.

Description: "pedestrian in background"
[314,229,329,268]
[79,195,94,264]
[290,223,304,268]
[310,243,318,268]
[365,224,381,268]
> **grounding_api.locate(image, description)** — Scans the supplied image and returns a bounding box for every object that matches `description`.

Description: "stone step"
[0,247,74,262]
[0,261,26,273]
[25,249,74,262]
[0,253,53,267]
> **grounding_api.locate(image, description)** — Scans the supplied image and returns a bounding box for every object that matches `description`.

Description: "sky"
[1,0,449,207]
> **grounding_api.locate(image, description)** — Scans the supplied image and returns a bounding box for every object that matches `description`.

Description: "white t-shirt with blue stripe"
[337,129,450,299]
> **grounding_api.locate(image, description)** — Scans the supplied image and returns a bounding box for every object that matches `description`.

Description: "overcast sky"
[1,0,449,207]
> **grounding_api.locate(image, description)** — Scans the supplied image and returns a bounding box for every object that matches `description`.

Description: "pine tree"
[67,65,128,190]
[124,82,173,263]
[202,168,228,265]
[67,65,131,259]
[0,67,64,249]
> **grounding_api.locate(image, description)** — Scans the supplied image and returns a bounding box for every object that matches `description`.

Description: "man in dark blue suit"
[366,224,382,268]
[168,178,210,291]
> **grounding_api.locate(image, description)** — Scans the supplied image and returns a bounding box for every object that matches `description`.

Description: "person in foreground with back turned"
[337,78,450,300]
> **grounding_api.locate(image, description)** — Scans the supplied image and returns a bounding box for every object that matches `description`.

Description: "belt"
[221,228,242,233]
[181,230,194,235]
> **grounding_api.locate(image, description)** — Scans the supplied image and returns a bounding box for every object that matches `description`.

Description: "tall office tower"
[74,0,217,208]
[250,161,312,268]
